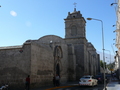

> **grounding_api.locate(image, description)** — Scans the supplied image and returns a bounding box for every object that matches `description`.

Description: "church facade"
[0,8,100,87]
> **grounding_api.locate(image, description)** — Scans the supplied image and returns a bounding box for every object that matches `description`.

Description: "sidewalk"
[106,78,120,90]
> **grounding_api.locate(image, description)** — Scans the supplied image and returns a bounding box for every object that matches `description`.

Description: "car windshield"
[81,77,90,79]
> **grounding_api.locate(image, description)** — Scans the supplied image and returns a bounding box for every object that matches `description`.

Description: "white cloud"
[10,10,17,17]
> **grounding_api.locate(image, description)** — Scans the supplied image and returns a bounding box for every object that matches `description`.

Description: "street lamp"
[87,18,106,90]
[111,3,117,6]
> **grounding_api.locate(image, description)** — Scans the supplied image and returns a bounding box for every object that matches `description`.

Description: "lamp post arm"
[91,18,102,22]
[88,18,104,51]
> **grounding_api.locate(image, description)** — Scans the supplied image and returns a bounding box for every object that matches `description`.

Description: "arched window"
[71,25,77,36]
[53,46,63,58]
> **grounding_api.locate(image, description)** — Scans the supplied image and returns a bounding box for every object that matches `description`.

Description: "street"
[49,84,104,90]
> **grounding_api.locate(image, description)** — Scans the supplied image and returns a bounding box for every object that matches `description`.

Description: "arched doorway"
[53,46,63,76]
[56,63,60,76]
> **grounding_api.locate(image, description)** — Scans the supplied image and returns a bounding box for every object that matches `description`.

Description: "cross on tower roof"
[73,2,77,8]
[73,2,77,12]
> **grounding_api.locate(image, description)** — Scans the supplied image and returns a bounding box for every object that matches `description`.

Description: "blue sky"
[0,0,117,62]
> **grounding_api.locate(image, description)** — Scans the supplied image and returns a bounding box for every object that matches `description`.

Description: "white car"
[79,75,98,86]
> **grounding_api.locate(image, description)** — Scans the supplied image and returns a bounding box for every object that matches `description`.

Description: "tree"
[106,62,115,71]
[100,60,107,69]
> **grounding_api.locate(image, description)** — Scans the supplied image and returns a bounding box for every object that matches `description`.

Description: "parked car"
[95,74,110,83]
[105,74,111,83]
[95,74,104,83]
[79,75,98,86]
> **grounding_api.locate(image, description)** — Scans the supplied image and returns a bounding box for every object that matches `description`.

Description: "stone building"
[0,8,100,87]
[115,0,120,79]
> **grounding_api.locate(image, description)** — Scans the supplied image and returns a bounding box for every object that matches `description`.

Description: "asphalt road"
[51,84,104,90]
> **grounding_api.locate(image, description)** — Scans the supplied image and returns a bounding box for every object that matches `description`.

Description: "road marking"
[45,85,78,90]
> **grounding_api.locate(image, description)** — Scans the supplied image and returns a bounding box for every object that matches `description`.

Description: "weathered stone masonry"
[0,8,100,88]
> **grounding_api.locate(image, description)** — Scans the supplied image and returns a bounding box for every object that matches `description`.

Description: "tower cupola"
[64,8,86,39]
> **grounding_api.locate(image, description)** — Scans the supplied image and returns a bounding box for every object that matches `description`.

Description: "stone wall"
[65,38,88,79]
[67,44,76,81]
[0,44,31,87]
[0,38,69,88]
[30,43,54,86]
[58,44,68,83]
[28,35,69,87]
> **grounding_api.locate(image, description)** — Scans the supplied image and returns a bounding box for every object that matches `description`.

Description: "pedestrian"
[53,76,56,86]
[55,74,60,86]
[25,75,30,90]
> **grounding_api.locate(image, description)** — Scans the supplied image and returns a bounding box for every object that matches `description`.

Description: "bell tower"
[64,8,86,39]
[64,7,88,80]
